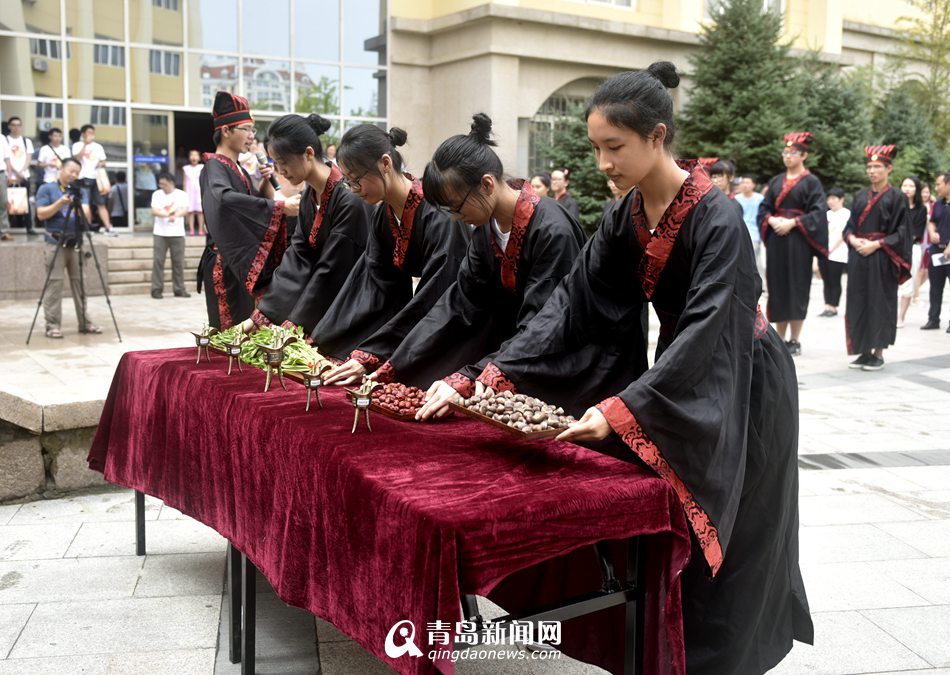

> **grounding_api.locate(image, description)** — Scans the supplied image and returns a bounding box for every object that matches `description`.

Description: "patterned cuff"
[443,372,475,398]
[476,363,516,394]
[375,360,396,384]
[595,396,634,434]
[350,349,381,371]
[250,308,273,327]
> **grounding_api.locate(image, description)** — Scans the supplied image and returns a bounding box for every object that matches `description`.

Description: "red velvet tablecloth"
[88,348,690,674]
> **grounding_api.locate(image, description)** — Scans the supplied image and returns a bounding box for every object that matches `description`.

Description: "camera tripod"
[26,192,122,344]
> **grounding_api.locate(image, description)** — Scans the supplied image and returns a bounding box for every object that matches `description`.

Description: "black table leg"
[241,552,257,675]
[134,490,145,556]
[228,543,242,663]
[624,536,647,675]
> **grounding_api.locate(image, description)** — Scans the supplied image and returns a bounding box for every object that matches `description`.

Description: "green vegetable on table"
[207,324,327,372]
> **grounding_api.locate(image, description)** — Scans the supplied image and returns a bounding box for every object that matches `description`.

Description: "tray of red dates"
[370,382,427,420]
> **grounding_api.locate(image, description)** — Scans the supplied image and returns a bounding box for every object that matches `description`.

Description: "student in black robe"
[317,125,469,384]
[198,91,300,329]
[844,145,911,371]
[478,63,813,674]
[757,132,827,356]
[551,168,581,220]
[238,114,369,335]
[363,114,585,419]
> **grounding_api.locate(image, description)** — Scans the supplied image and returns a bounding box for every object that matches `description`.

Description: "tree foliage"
[898,0,950,150]
[873,81,945,183]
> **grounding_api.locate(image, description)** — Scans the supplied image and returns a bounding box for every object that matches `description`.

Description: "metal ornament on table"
[346,379,382,433]
[259,333,298,392]
[224,329,250,375]
[190,325,218,364]
[303,361,333,412]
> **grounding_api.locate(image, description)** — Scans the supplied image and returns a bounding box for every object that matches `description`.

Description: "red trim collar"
[492,182,540,293]
[389,174,424,270]
[203,153,251,193]
[309,163,344,248]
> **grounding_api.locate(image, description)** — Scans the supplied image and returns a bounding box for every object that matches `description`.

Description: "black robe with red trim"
[311,177,469,364]
[556,192,581,221]
[757,171,827,322]
[198,153,288,329]
[480,162,813,674]
[374,184,586,391]
[252,164,371,334]
[843,186,911,355]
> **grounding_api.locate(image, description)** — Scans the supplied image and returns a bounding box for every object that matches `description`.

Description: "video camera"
[65,180,84,202]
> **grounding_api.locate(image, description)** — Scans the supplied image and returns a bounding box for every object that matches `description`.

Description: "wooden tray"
[345,390,420,422]
[448,401,566,441]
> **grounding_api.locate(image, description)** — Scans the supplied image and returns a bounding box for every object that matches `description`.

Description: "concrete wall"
[0,240,110,301]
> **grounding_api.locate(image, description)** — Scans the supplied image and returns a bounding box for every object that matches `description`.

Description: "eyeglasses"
[342,169,370,191]
[448,186,474,216]
[781,150,802,157]
[233,125,256,135]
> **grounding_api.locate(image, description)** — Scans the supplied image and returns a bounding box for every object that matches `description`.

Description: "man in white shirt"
[5,116,35,234]
[150,172,190,299]
[71,124,113,232]
[0,134,10,241]
[37,127,72,184]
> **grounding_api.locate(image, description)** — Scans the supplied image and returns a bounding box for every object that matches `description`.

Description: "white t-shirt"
[6,136,33,178]
[151,188,189,237]
[491,218,510,252]
[38,144,72,183]
[827,208,851,264]
[71,141,107,180]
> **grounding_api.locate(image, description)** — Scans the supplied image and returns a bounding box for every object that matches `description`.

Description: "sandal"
[45,328,64,339]
[80,324,103,334]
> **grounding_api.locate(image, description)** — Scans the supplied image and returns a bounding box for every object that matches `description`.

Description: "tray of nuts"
[370,382,427,421]
[450,390,576,440]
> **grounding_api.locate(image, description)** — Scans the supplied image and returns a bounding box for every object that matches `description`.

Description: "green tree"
[898,0,950,149]
[537,105,611,235]
[873,82,945,183]
[296,76,340,116]
[677,0,796,181]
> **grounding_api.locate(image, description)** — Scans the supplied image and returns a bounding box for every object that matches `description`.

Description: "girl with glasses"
[318,125,469,384]
[366,114,586,419]
[239,114,370,335]
[471,62,812,673]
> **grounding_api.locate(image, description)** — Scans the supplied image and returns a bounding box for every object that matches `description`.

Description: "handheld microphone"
[256,151,281,190]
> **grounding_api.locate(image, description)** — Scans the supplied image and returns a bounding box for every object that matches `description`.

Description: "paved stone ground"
[1,276,949,674]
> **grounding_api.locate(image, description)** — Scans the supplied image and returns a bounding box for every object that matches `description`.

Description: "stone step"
[110,269,202,284]
[109,259,201,272]
[108,282,153,295]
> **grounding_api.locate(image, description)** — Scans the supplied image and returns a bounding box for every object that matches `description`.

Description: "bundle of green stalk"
[209,325,328,372]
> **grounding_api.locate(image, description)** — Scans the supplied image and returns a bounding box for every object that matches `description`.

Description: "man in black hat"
[757,131,828,356]
[843,145,911,371]
[198,90,301,328]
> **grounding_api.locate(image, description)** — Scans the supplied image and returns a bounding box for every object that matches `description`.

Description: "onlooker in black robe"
[317,125,469,385]
[198,91,299,329]
[843,146,911,371]
[478,65,813,674]
[242,114,369,335]
[551,168,581,220]
[757,132,827,356]
[369,114,586,419]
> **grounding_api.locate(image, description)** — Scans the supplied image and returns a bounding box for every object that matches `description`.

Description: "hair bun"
[387,127,408,147]
[306,114,332,135]
[646,61,679,89]
[468,113,497,146]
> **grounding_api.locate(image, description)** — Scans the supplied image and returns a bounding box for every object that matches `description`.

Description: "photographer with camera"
[35,157,102,339]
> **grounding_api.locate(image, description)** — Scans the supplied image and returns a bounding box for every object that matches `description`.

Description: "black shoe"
[849,353,871,369]
[862,355,885,371]
[819,309,838,317]
[174,291,192,298]
[151,290,163,299]
[921,320,940,330]
[786,340,802,356]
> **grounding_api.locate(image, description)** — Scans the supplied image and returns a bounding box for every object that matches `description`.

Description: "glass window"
[244,59,291,111]
[243,0,290,57]
[343,67,384,118]
[343,0,384,65]
[132,0,184,46]
[295,0,339,62]
[0,98,60,141]
[69,103,129,165]
[295,63,339,116]
[131,111,172,227]
[189,0,238,52]
[1,0,61,35]
[0,36,64,97]
[66,41,127,101]
[131,48,185,105]
[66,0,124,41]
[190,53,239,109]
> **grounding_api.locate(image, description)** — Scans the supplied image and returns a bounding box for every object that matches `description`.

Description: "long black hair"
[585,61,680,149]
[902,175,923,210]
[422,113,504,209]
[265,114,332,160]
[336,124,407,178]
